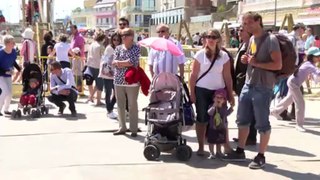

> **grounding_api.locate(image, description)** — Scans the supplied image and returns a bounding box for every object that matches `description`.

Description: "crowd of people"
[1,12,320,170]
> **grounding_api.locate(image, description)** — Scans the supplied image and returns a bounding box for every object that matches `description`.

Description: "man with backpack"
[223,12,282,169]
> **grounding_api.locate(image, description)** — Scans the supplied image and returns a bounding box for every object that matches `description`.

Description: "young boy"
[207,89,233,159]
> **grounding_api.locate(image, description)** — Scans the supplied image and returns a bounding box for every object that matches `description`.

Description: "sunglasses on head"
[205,35,219,40]
[157,30,166,33]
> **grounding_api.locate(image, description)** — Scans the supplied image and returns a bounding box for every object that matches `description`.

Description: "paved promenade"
[0,93,319,180]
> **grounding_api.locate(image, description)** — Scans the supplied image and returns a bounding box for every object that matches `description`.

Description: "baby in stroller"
[12,64,49,118]
[207,89,233,159]
[143,72,192,161]
[19,78,39,108]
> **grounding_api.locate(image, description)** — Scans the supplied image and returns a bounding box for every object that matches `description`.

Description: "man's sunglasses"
[157,30,166,33]
[119,23,127,26]
[205,35,219,40]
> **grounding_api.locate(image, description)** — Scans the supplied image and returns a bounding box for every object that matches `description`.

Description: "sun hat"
[307,47,320,56]
[22,28,34,39]
[214,88,227,99]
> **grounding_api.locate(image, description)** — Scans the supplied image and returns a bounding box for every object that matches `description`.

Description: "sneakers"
[107,112,118,119]
[270,110,283,120]
[113,130,126,135]
[222,150,246,162]
[71,111,77,117]
[58,104,66,115]
[295,125,306,132]
[208,153,216,159]
[249,155,266,169]
[4,111,11,115]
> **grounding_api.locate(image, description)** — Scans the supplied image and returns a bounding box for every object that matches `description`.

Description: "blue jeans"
[104,79,116,113]
[237,84,273,133]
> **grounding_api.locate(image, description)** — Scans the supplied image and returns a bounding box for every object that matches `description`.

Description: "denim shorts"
[88,67,104,91]
[195,86,215,124]
[236,84,273,133]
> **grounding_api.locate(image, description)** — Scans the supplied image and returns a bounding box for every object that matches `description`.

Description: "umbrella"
[138,37,184,56]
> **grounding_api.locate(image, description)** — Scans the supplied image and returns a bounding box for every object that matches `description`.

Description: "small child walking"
[207,89,233,159]
[271,47,320,132]
[71,47,83,92]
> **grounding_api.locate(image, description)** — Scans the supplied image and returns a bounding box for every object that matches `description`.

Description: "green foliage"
[217,4,226,13]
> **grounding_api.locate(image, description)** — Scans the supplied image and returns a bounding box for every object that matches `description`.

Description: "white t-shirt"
[87,41,104,69]
[194,49,229,90]
[54,42,71,63]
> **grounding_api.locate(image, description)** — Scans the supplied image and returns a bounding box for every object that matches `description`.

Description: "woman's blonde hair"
[205,28,221,60]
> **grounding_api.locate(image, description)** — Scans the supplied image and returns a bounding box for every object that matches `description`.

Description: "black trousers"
[60,61,71,69]
[48,90,77,112]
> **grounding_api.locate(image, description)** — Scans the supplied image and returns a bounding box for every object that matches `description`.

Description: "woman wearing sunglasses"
[189,29,235,157]
[112,28,140,137]
[99,33,122,120]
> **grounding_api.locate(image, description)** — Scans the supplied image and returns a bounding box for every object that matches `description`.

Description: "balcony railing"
[122,6,156,14]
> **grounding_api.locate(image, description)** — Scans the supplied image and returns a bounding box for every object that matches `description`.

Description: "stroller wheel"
[41,106,45,115]
[23,108,27,115]
[45,107,49,115]
[144,145,160,161]
[176,145,192,161]
[31,110,37,118]
[17,110,22,118]
[11,110,17,119]
[36,109,41,118]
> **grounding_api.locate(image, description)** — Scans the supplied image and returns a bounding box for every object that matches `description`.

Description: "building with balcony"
[151,0,234,25]
[94,0,117,30]
[118,0,156,30]
[71,0,96,28]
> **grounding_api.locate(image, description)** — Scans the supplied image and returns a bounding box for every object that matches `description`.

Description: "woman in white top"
[86,30,105,105]
[99,33,122,119]
[50,34,74,68]
[189,29,235,156]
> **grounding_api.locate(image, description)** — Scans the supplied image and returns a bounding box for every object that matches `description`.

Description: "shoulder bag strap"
[196,51,218,84]
[57,75,77,90]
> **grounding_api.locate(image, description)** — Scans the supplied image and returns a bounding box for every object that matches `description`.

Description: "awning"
[94,3,114,9]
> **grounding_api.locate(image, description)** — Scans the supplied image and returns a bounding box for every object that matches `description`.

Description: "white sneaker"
[208,153,216,159]
[270,110,282,120]
[107,112,118,119]
[295,125,306,132]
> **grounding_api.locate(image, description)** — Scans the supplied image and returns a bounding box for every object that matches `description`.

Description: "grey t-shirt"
[245,34,281,89]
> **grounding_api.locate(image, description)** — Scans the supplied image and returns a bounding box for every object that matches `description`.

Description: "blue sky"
[0,0,84,23]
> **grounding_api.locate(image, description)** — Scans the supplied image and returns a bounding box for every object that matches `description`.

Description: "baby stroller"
[143,72,192,161]
[11,64,49,119]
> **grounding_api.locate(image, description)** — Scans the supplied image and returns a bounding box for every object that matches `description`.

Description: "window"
[135,0,142,6]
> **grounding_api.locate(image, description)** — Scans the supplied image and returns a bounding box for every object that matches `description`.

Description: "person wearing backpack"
[273,23,306,121]
[222,12,282,169]
[271,47,320,132]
